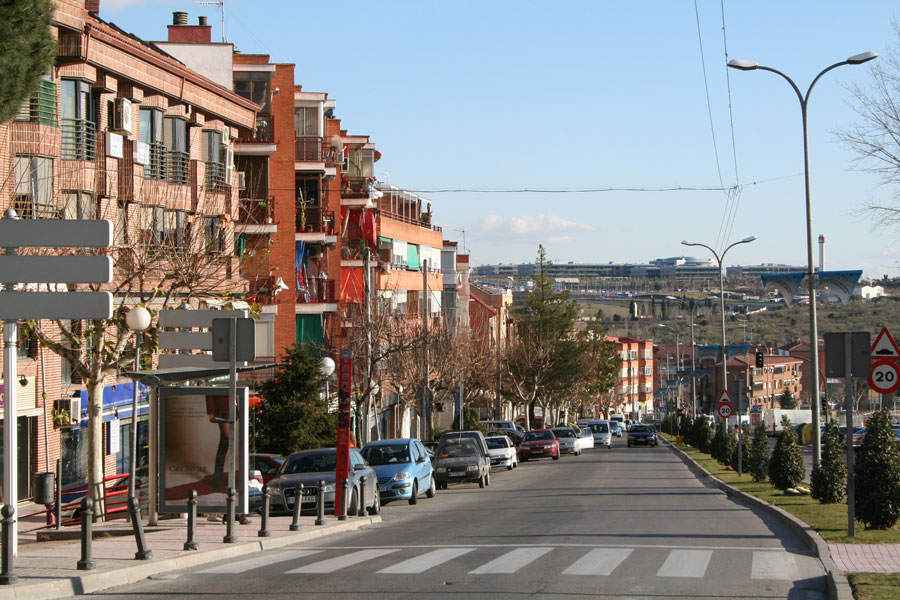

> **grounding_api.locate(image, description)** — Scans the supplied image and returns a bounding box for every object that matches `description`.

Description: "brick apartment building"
[2,0,256,497]
[607,336,655,419]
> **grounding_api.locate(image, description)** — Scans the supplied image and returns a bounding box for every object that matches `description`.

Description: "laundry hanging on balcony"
[296,240,309,300]
[340,267,364,304]
[339,207,377,251]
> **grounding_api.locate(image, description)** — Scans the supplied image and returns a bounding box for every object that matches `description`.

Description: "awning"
[407,243,420,271]
[340,267,364,303]
[378,236,392,244]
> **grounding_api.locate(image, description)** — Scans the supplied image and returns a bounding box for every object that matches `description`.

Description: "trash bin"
[33,472,56,505]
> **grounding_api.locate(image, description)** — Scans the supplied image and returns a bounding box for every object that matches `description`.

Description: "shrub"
[679,415,692,438]
[730,427,751,472]
[723,426,738,467]
[810,421,847,504]
[748,424,769,482]
[695,418,713,454]
[710,419,726,462]
[855,409,900,529]
[769,416,806,491]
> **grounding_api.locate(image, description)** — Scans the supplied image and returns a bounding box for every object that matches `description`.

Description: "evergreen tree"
[0,0,56,123]
[748,424,770,482]
[855,409,900,529]
[779,390,798,409]
[679,415,692,439]
[768,416,806,490]
[693,417,713,453]
[731,427,751,472]
[255,344,337,456]
[451,406,485,432]
[710,419,727,462]
[811,421,847,504]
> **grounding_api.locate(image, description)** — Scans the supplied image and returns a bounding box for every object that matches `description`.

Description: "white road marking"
[377,548,476,574]
[752,551,799,580]
[562,548,633,576]
[199,550,323,574]
[470,547,554,574]
[656,549,712,578]
[286,549,397,574]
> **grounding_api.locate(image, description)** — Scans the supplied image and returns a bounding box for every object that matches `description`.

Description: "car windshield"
[631,425,654,433]
[524,431,553,442]
[361,443,411,466]
[439,441,479,458]
[486,438,508,449]
[552,429,575,438]
[586,424,609,433]
[282,452,336,474]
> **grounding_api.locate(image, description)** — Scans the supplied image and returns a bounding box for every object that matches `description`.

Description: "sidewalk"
[1,501,381,600]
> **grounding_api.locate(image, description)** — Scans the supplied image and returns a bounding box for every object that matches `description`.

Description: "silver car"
[551,427,582,456]
[267,448,380,516]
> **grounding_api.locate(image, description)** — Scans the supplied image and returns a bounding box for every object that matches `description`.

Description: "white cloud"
[481,214,593,236]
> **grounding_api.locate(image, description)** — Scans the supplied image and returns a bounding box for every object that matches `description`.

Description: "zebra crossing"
[198,545,806,581]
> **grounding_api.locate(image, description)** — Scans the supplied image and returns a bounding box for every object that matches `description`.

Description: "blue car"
[360,438,436,505]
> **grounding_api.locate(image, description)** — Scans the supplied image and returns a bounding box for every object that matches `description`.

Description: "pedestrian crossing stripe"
[206,546,804,580]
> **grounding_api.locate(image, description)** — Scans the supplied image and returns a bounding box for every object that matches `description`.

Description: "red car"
[518,429,560,461]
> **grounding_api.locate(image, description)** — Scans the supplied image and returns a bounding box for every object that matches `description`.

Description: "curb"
[663,437,852,600]
[0,516,381,600]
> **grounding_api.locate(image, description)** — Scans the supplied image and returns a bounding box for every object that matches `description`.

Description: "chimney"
[167,11,212,43]
[85,0,100,13]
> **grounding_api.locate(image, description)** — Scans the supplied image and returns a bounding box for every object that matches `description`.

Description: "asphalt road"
[73,440,828,599]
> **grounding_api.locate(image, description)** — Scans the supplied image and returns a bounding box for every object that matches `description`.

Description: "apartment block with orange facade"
[2,1,256,498]
[707,354,804,411]
[607,336,655,420]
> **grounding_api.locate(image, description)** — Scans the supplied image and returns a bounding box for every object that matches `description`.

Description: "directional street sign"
[869,359,900,395]
[871,327,900,359]
[717,403,734,419]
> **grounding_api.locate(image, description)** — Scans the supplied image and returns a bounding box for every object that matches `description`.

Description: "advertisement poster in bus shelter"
[158,387,249,513]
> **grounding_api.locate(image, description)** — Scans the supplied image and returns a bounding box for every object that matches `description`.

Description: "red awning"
[340,267,364,303]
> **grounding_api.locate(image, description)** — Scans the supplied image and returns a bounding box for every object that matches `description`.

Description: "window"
[139,108,165,180]
[294,107,318,136]
[233,72,270,113]
[60,79,96,160]
[14,156,55,219]
[203,215,224,254]
[629,350,638,360]
[61,191,95,220]
[164,116,188,184]
[16,79,57,125]
[203,130,224,191]
[139,205,165,245]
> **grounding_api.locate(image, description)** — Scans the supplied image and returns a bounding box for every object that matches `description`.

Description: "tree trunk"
[87,375,106,521]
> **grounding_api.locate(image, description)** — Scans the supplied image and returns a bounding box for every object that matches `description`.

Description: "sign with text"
[869,359,900,395]
[335,351,353,516]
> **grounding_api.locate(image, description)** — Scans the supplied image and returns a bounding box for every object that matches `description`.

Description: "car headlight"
[391,472,410,481]
[466,465,478,472]
[322,483,335,493]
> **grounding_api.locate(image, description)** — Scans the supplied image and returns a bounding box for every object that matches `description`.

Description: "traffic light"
[755,351,764,368]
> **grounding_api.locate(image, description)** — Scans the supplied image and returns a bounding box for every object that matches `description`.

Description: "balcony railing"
[297,278,335,304]
[167,151,190,185]
[296,206,335,234]
[238,197,273,225]
[61,118,96,160]
[341,176,374,200]
[205,160,226,192]
[379,209,442,232]
[295,136,324,162]
[238,114,274,144]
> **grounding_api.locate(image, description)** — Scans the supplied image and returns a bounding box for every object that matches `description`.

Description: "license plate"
[378,485,388,492]
[491,459,502,464]
[288,495,315,505]
[449,472,465,477]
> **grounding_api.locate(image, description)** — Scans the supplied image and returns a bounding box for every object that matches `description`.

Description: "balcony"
[296,206,335,234]
[297,278,335,304]
[295,136,324,162]
[379,208,442,232]
[238,197,273,225]
[60,119,96,161]
[238,114,274,144]
[341,176,374,200]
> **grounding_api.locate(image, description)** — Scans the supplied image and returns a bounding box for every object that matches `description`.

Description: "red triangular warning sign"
[871,327,900,359]
[717,390,732,404]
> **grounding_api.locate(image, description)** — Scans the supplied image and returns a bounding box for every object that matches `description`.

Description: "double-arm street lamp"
[727,51,877,469]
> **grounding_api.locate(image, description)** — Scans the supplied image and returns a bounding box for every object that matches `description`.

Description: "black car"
[627,424,658,447]
[433,432,491,489]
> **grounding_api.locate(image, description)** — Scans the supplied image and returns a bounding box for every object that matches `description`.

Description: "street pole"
[422,259,428,441]
[2,210,19,553]
[728,50,878,471]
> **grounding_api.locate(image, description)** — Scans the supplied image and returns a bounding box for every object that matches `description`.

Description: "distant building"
[857,285,885,300]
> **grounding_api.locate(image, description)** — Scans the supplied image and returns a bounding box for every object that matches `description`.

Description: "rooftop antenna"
[455,229,467,255]
[197,0,226,43]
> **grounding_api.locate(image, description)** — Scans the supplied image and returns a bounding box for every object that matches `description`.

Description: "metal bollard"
[184,490,198,551]
[315,479,325,526]
[289,483,303,531]
[338,477,349,521]
[357,476,367,517]
[128,495,152,560]
[223,487,236,544]
[258,484,270,538]
[77,498,96,570]
[0,505,17,584]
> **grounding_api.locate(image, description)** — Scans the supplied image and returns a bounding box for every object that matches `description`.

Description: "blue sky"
[102,0,900,278]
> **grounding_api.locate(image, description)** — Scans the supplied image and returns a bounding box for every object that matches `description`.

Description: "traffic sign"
[717,390,732,404]
[869,359,900,394]
[717,403,734,419]
[871,327,900,359]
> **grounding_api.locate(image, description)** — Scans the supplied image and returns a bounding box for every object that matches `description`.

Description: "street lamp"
[321,356,336,403]
[728,51,877,469]
[125,305,151,560]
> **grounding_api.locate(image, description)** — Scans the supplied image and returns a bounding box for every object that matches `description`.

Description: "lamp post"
[657,324,681,411]
[125,305,151,560]
[321,356,335,406]
[681,237,756,414]
[728,51,877,469]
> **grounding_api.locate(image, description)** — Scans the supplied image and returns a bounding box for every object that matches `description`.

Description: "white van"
[576,418,612,448]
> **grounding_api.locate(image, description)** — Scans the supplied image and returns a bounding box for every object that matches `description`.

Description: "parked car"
[627,423,658,447]
[578,419,612,448]
[267,448,380,516]
[519,429,560,461]
[486,435,518,470]
[433,432,492,489]
[249,453,285,484]
[577,427,595,450]
[360,438,435,505]
[487,427,525,446]
[609,421,623,437]
[551,427,583,456]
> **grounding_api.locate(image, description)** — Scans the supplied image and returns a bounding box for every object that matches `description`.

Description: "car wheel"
[426,476,436,498]
[348,488,359,516]
[485,472,490,486]
[478,475,486,488]
[437,481,447,490]
[408,481,418,505]
[507,461,513,471]
[552,455,560,461]
[367,490,380,515]
[521,457,528,462]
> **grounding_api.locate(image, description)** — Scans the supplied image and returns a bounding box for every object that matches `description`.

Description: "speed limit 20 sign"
[869,359,900,395]
[717,403,733,419]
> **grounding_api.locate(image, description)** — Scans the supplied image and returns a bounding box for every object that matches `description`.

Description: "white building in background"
[857,285,886,300]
